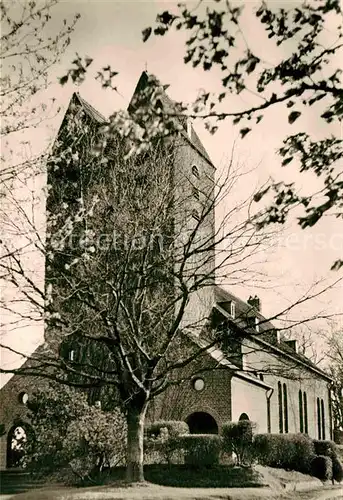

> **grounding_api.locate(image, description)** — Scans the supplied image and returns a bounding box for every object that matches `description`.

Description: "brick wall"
[172,135,216,334]
[147,353,232,431]
[0,372,48,470]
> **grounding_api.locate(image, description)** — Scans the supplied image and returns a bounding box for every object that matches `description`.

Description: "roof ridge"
[74,92,107,123]
[128,72,215,168]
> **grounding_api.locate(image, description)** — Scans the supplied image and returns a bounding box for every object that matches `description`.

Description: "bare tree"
[1,94,342,480]
[323,326,343,434]
[0,0,80,210]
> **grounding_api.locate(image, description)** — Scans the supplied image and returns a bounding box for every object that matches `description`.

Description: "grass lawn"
[91,464,267,488]
[143,464,266,488]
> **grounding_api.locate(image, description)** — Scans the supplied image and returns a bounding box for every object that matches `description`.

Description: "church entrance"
[186,412,218,434]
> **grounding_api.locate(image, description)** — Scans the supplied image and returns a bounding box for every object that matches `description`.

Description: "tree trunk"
[126,400,148,482]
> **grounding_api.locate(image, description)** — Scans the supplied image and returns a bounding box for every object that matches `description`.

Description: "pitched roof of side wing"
[214,286,332,382]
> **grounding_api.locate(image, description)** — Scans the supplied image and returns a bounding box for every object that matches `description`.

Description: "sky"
[1,0,342,386]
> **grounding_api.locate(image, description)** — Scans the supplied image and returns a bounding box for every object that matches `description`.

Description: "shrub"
[332,456,343,483]
[311,455,333,481]
[145,420,189,439]
[313,439,337,458]
[253,433,315,473]
[27,383,127,483]
[144,421,189,465]
[222,420,255,466]
[312,439,343,482]
[173,434,222,468]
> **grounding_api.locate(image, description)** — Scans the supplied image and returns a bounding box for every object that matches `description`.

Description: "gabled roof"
[214,286,332,382]
[61,74,215,170]
[75,93,106,124]
[128,71,214,168]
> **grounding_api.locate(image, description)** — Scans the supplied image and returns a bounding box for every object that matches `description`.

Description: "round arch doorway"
[186,411,218,434]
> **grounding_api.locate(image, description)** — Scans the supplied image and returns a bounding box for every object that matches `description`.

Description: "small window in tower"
[155,99,163,114]
[192,209,200,221]
[192,165,200,178]
[192,186,200,200]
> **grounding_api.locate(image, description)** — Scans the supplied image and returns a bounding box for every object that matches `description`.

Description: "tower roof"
[129,71,214,168]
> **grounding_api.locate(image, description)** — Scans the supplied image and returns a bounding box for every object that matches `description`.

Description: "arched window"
[6,424,32,468]
[278,382,283,433]
[239,413,250,421]
[299,390,304,433]
[317,397,321,439]
[192,165,200,178]
[303,392,308,434]
[321,399,326,440]
[283,384,288,433]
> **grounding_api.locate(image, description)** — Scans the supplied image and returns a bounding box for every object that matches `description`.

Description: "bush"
[145,420,189,439]
[332,455,343,483]
[311,455,333,481]
[173,434,222,468]
[313,439,343,482]
[253,433,315,473]
[144,421,189,465]
[27,383,127,483]
[222,421,255,466]
[313,439,337,458]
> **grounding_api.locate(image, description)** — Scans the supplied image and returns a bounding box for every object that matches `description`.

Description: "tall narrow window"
[303,392,308,434]
[321,399,326,440]
[192,186,200,200]
[230,301,236,319]
[299,390,304,433]
[267,397,271,433]
[278,382,283,433]
[192,165,199,178]
[317,398,321,439]
[191,208,200,221]
[283,383,288,433]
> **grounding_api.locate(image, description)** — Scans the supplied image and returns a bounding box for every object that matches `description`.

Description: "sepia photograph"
[0,0,342,498]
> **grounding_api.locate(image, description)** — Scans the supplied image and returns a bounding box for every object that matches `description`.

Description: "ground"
[1,466,342,500]
[0,483,342,500]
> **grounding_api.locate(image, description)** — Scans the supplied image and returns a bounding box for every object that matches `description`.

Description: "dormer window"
[230,301,236,319]
[192,165,200,179]
[247,316,259,332]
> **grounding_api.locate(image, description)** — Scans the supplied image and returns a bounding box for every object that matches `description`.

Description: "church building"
[0,72,333,470]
